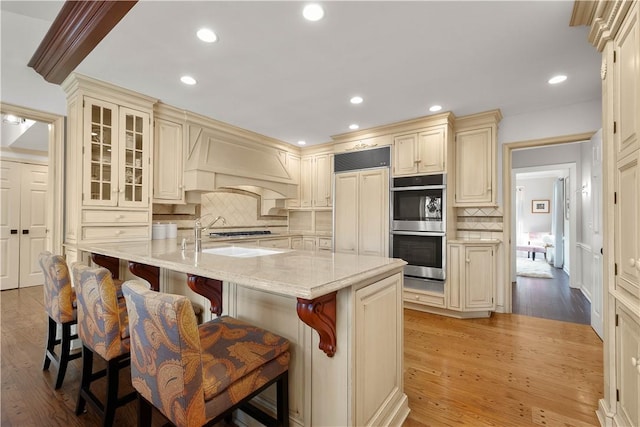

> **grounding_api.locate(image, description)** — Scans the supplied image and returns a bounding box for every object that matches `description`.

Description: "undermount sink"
[201,246,282,258]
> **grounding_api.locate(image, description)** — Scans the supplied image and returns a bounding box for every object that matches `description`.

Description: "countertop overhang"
[76,239,406,300]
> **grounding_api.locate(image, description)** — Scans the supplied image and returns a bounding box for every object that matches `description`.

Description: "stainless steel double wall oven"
[390,174,446,292]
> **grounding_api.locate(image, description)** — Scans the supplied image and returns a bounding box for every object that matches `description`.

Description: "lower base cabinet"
[447,242,497,313]
[616,303,640,427]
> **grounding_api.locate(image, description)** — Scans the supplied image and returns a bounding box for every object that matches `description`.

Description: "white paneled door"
[0,161,48,290]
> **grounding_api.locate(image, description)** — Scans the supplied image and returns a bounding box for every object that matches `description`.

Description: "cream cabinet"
[300,156,314,208]
[286,153,301,208]
[258,237,290,249]
[447,242,497,313]
[314,153,333,207]
[290,236,316,251]
[616,303,640,427]
[300,153,333,208]
[615,151,640,303]
[83,97,150,207]
[153,117,185,203]
[393,126,446,176]
[613,1,639,160]
[453,110,502,207]
[585,2,640,424]
[62,73,156,248]
[334,168,389,256]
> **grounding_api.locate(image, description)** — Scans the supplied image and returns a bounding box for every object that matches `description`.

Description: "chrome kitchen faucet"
[194,215,227,252]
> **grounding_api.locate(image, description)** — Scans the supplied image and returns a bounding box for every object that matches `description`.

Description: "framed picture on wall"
[531,199,550,213]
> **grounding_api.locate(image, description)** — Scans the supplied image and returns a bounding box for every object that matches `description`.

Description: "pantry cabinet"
[453,110,502,207]
[62,73,156,250]
[334,168,389,256]
[579,1,640,424]
[447,241,497,314]
[616,303,640,427]
[393,126,447,176]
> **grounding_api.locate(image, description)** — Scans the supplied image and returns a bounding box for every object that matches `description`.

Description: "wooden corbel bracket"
[128,262,160,292]
[296,291,337,357]
[186,275,223,316]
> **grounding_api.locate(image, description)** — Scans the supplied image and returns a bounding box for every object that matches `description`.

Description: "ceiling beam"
[28,0,137,85]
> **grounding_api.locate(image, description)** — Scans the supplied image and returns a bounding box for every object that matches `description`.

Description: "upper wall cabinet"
[62,73,157,245]
[393,126,447,176]
[299,151,334,209]
[83,97,151,207]
[153,104,186,204]
[453,110,502,207]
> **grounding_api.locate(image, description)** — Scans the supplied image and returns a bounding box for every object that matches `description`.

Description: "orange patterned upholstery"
[40,251,76,324]
[122,280,290,427]
[38,252,81,390]
[71,263,136,426]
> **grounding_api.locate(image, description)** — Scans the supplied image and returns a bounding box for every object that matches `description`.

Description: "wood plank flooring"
[402,308,603,427]
[1,287,603,427]
[513,259,591,325]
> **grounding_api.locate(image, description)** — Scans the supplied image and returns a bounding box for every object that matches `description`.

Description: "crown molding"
[28,1,137,84]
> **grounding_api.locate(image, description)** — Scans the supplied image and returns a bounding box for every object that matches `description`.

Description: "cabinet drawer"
[318,237,332,250]
[82,210,149,224]
[82,226,149,241]
[404,290,445,308]
[259,238,290,248]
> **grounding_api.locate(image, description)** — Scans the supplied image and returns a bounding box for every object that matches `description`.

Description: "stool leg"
[55,323,72,389]
[276,371,289,427]
[103,358,120,427]
[137,395,152,427]
[43,316,56,370]
[76,345,93,415]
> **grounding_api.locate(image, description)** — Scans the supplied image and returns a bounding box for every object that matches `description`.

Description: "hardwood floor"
[513,258,591,325]
[1,287,603,427]
[402,308,603,427]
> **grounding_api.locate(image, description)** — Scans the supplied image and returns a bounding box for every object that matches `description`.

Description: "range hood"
[183,122,297,209]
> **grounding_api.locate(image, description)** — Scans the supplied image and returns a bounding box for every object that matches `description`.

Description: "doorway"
[502,131,604,336]
[0,103,65,288]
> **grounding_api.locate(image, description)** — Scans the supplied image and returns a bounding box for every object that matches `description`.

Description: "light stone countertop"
[77,239,405,300]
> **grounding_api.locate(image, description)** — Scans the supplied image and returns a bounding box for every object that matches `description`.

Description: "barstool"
[38,252,82,389]
[71,264,136,427]
[122,280,290,427]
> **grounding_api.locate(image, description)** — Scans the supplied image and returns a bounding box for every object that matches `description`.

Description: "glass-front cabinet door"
[118,107,149,207]
[83,98,150,207]
[84,98,118,206]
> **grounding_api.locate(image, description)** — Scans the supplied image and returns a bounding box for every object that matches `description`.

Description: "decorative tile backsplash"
[200,191,287,228]
[152,191,287,239]
[456,207,504,240]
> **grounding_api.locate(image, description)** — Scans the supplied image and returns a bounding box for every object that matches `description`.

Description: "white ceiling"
[1,1,601,150]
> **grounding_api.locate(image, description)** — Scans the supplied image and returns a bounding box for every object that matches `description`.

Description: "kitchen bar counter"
[75,239,409,426]
[78,239,404,300]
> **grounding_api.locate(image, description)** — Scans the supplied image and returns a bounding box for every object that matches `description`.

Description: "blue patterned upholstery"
[71,263,136,426]
[122,280,290,427]
[39,252,81,390]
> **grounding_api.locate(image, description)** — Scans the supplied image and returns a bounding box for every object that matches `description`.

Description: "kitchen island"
[76,239,409,427]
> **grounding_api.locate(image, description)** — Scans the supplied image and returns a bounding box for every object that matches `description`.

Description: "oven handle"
[390,230,446,237]
[391,185,445,191]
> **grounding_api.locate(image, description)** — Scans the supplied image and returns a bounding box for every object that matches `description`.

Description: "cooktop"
[209,230,272,237]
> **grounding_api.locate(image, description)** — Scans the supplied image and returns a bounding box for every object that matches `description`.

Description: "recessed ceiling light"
[298,140,307,146]
[349,124,359,130]
[548,75,567,85]
[197,28,218,43]
[350,96,363,105]
[303,4,324,21]
[180,75,197,85]
[429,105,442,112]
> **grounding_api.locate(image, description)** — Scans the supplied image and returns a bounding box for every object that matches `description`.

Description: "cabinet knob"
[115,230,122,235]
[465,258,471,263]
[632,356,638,367]
[629,258,636,268]
[415,295,420,300]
